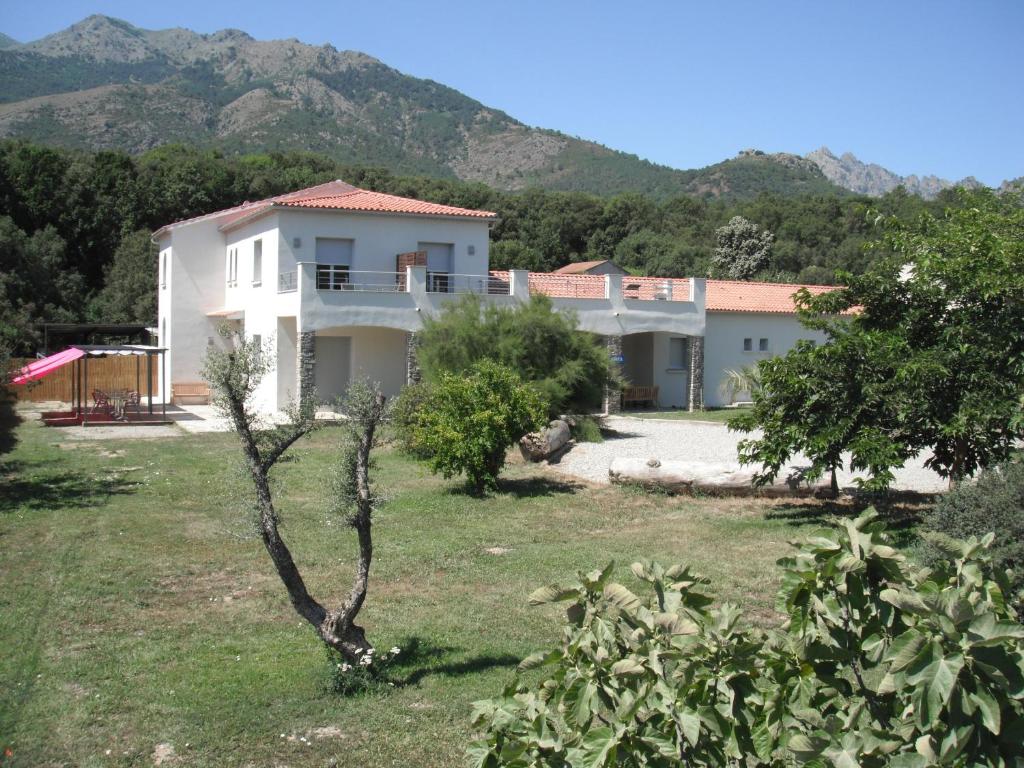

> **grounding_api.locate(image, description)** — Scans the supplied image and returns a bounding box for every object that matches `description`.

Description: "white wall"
[703,311,826,407]
[314,326,408,400]
[158,219,231,399]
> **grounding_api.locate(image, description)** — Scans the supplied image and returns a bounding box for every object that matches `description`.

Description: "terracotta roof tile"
[275,188,496,218]
[706,279,838,313]
[553,260,610,274]
[154,179,495,236]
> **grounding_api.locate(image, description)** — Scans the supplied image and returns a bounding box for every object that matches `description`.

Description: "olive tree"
[711,215,774,280]
[203,330,389,662]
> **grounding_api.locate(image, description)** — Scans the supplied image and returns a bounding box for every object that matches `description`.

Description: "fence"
[9,356,160,402]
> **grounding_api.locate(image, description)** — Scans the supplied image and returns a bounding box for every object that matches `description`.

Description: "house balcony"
[286,263,706,337]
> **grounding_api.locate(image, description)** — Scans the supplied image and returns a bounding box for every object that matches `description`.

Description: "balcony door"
[314,336,351,408]
[418,242,453,292]
[316,238,353,290]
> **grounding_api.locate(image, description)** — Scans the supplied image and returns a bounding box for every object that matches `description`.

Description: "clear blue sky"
[3,0,1022,186]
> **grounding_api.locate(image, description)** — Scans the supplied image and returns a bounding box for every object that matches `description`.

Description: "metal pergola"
[68,345,168,426]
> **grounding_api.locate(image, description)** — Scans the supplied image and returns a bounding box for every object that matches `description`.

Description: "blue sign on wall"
[611,355,625,363]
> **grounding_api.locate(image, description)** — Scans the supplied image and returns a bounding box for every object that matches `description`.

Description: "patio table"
[107,389,131,420]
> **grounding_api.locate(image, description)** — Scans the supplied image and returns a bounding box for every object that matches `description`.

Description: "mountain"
[0,32,19,50]
[805,146,982,199]
[0,15,845,200]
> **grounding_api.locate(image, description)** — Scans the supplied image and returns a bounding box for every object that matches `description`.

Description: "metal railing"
[427,272,510,295]
[278,270,297,293]
[316,267,405,293]
[527,273,608,299]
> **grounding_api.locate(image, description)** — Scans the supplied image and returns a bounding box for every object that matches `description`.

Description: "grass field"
[0,413,896,767]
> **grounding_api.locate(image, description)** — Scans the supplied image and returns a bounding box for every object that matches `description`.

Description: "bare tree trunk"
[217,360,386,663]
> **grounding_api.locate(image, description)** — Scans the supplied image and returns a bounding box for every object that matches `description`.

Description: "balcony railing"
[278,270,298,293]
[622,276,690,302]
[526,273,608,299]
[427,273,510,295]
[316,267,404,293]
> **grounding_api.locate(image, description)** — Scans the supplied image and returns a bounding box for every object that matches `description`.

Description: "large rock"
[608,457,831,497]
[519,419,571,462]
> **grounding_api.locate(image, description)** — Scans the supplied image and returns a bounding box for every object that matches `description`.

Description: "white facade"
[156,187,822,415]
[703,311,827,407]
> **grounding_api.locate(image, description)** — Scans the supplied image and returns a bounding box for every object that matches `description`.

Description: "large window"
[226,248,239,286]
[669,337,689,371]
[252,240,262,286]
[315,238,353,290]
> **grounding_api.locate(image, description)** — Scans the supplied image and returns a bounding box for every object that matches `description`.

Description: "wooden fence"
[10,356,161,402]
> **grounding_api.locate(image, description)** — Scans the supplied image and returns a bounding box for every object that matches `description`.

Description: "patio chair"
[92,389,110,413]
[126,390,141,415]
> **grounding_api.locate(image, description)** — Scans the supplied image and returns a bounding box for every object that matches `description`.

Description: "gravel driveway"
[550,415,948,493]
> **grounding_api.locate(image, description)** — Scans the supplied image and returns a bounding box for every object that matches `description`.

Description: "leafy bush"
[409,360,547,494]
[570,415,604,444]
[919,461,1024,607]
[471,510,1024,766]
[390,380,434,458]
[416,295,611,416]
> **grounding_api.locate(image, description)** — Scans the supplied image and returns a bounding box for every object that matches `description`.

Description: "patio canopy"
[11,345,166,385]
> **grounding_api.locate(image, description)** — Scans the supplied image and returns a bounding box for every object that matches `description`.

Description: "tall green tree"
[711,215,775,279]
[733,189,1024,488]
[416,295,612,415]
[90,229,158,324]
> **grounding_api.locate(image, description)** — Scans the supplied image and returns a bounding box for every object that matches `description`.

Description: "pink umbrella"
[10,347,85,385]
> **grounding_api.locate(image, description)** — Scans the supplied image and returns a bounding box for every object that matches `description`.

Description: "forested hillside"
[0,15,846,200]
[0,140,958,354]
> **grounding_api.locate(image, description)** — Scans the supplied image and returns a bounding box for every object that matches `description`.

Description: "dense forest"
[0,139,957,354]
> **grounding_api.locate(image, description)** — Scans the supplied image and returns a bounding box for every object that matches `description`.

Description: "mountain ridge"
[0,16,1000,200]
[0,15,848,200]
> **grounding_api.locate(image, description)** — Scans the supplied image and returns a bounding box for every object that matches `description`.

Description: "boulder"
[519,419,572,462]
[608,457,831,497]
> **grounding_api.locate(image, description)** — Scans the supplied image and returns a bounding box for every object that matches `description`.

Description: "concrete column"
[509,269,530,301]
[688,335,704,412]
[298,331,316,404]
[603,334,623,415]
[406,331,421,384]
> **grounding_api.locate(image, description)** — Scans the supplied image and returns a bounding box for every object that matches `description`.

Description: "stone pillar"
[406,331,421,384]
[688,335,704,412]
[298,331,316,403]
[603,334,623,415]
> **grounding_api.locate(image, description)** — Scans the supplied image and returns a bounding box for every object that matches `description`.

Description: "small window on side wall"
[743,338,753,352]
[759,338,769,352]
[252,334,262,363]
[160,253,167,288]
[252,240,263,286]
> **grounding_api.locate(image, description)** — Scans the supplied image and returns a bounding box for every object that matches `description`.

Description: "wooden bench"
[622,385,659,408]
[172,382,211,405]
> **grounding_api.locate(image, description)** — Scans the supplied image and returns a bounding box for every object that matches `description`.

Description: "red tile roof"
[706,279,839,313]
[553,260,612,274]
[274,188,496,219]
[153,179,496,236]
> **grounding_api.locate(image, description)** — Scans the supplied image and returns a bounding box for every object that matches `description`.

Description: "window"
[743,338,753,352]
[160,252,167,289]
[759,338,769,352]
[668,337,689,370]
[252,334,262,363]
[226,248,239,286]
[252,240,262,286]
[315,238,353,291]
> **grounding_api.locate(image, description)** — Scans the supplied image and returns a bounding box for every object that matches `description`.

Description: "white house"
[155,180,830,414]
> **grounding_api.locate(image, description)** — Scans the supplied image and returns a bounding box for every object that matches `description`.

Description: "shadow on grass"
[389,636,520,687]
[0,459,137,514]
[447,475,584,500]
[767,492,934,549]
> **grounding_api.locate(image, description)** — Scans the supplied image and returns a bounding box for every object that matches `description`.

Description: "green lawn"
[0,414,876,767]
[620,407,748,423]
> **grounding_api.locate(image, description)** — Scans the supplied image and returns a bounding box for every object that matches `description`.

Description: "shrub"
[570,414,604,443]
[416,294,612,416]
[410,360,547,494]
[390,380,434,458]
[919,460,1024,606]
[471,510,1024,766]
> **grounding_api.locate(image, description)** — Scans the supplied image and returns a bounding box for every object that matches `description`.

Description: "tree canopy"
[732,189,1024,488]
[0,138,960,354]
